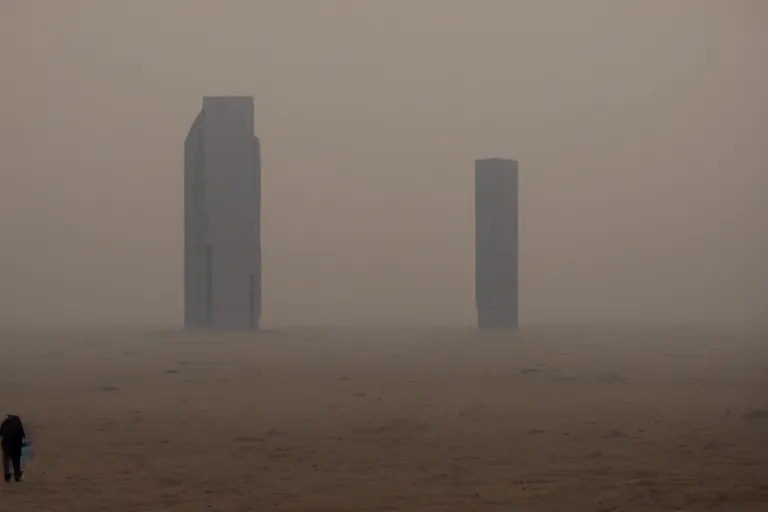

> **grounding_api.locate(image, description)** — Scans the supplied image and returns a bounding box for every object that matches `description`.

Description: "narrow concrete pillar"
[475,158,518,329]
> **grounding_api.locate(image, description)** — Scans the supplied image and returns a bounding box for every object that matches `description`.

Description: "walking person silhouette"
[0,414,26,482]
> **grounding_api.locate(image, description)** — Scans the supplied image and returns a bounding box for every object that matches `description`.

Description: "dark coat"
[0,415,25,449]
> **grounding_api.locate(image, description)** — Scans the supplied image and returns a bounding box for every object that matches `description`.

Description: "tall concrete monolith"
[184,96,261,330]
[475,158,518,329]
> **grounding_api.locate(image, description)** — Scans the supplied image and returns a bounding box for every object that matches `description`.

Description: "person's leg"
[10,444,22,482]
[2,447,10,482]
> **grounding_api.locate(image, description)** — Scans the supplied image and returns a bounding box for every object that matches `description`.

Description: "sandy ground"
[0,325,766,511]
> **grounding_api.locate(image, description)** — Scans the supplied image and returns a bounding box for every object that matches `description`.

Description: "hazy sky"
[1,0,766,328]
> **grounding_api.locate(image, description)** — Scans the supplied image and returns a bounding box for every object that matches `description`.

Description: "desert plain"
[0,325,766,511]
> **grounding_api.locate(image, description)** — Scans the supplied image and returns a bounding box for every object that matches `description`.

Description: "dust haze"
[2,3,768,510]
[1,0,765,330]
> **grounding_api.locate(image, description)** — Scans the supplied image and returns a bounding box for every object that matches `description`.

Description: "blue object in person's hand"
[20,439,34,465]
